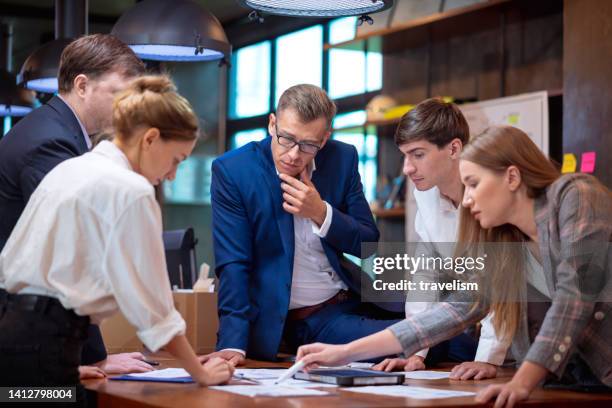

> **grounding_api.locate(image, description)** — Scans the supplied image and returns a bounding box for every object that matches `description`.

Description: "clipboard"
[294,369,404,386]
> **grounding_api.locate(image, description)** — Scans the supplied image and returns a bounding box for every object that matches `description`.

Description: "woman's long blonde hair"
[458,125,560,340]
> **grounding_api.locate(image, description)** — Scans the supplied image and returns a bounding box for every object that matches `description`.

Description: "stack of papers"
[345,385,475,399]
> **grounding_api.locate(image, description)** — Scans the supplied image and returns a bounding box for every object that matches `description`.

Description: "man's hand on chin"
[279,169,327,226]
[95,352,154,374]
[198,350,246,367]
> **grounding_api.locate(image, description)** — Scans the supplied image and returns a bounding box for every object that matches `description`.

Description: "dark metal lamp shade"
[17,38,73,94]
[112,0,231,62]
[1,69,33,116]
[236,0,394,17]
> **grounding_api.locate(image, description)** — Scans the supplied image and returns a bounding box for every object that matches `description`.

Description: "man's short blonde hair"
[277,84,336,129]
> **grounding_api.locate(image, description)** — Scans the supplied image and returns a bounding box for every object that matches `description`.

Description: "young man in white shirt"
[374,98,510,380]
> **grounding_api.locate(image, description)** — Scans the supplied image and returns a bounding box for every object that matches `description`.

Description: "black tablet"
[294,369,405,386]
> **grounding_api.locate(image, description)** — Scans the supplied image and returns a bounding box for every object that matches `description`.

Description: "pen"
[274,360,305,384]
[232,374,261,384]
[143,359,160,366]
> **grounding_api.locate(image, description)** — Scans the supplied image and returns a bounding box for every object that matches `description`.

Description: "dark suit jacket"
[211,136,380,360]
[0,96,107,364]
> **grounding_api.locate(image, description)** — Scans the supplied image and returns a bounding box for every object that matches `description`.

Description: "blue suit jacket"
[0,96,107,364]
[211,136,379,360]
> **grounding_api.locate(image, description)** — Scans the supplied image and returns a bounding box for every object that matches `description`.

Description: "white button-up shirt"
[288,159,347,309]
[409,186,512,365]
[0,140,185,352]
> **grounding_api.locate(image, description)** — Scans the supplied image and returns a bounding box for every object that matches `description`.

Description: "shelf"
[324,0,511,52]
[372,207,405,219]
[332,89,563,133]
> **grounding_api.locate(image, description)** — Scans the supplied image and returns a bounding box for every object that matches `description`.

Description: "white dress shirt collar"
[92,140,134,171]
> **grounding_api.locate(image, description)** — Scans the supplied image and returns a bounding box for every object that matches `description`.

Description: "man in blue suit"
[0,34,150,375]
[205,84,401,363]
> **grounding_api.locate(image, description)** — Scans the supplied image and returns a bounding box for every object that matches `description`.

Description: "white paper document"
[211,385,330,397]
[125,368,190,379]
[346,362,375,369]
[345,385,475,399]
[233,368,285,380]
[401,371,451,380]
[233,368,335,388]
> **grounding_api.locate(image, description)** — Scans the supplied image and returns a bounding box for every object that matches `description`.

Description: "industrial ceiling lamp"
[0,71,33,117]
[112,0,231,63]
[17,38,73,93]
[17,0,88,94]
[237,0,394,24]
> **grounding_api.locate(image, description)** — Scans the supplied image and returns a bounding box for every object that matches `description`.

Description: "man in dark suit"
[202,84,400,364]
[0,34,149,375]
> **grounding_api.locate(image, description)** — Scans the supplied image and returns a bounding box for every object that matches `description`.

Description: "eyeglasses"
[275,124,321,155]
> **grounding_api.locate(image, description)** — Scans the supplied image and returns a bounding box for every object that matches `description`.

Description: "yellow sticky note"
[561,153,577,174]
[507,113,520,125]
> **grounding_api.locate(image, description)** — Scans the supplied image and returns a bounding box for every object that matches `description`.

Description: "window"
[329,16,358,44]
[3,117,10,136]
[163,155,215,204]
[274,25,323,106]
[228,41,271,119]
[328,17,382,99]
[332,111,378,202]
[231,128,267,150]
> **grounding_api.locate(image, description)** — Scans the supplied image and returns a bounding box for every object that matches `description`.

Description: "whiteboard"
[459,91,549,155]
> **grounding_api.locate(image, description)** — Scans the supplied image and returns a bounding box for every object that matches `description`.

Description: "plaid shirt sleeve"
[526,176,612,377]
[389,289,488,357]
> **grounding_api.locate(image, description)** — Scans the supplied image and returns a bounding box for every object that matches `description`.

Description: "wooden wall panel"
[563,0,612,188]
[382,2,562,105]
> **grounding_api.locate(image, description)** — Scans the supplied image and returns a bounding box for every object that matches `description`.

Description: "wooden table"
[83,357,612,407]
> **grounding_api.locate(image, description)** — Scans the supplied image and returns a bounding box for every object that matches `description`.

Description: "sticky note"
[561,153,577,174]
[581,152,596,173]
[507,113,520,126]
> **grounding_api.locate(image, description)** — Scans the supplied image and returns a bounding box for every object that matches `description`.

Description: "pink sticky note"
[580,152,596,173]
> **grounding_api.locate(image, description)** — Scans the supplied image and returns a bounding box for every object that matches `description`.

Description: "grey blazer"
[389,174,612,386]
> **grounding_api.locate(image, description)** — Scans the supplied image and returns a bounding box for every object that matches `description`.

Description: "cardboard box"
[172,291,219,355]
[100,291,218,355]
[99,310,142,354]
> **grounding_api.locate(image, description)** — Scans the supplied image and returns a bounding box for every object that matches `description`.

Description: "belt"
[287,290,351,321]
[0,289,89,330]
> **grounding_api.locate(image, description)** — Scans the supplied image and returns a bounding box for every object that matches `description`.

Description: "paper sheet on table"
[234,368,285,380]
[400,371,451,380]
[345,385,475,399]
[233,369,335,388]
[211,385,330,397]
[125,368,190,379]
[346,362,375,369]
[111,368,193,383]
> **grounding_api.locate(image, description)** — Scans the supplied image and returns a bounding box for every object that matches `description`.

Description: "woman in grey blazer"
[297,125,611,408]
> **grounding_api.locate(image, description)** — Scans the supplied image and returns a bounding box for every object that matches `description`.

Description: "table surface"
[83,357,612,408]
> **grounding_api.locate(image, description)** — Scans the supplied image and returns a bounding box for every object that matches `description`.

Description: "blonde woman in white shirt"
[0,76,233,397]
